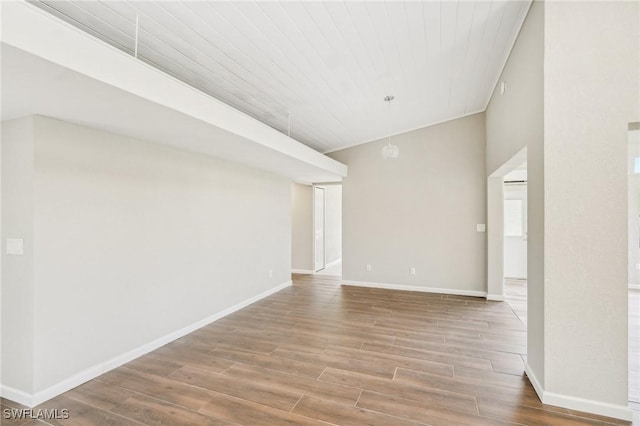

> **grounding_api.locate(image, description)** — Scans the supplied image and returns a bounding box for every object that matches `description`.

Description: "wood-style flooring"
[1,274,633,425]
[504,279,527,327]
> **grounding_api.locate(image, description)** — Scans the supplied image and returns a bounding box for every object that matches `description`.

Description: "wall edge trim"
[525,362,632,421]
[341,280,487,298]
[524,362,544,400]
[486,294,506,301]
[543,391,632,422]
[0,385,34,408]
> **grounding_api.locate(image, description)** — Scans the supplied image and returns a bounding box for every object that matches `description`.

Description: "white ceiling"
[30,0,531,153]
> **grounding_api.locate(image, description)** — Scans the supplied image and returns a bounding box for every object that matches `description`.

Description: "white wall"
[485,0,542,178]
[489,1,639,419]
[1,117,36,395]
[324,185,342,265]
[329,113,486,294]
[485,0,545,388]
[2,115,292,402]
[543,0,639,415]
[291,182,313,272]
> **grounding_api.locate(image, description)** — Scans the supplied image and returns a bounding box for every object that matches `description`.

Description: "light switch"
[6,238,24,255]
[477,224,486,233]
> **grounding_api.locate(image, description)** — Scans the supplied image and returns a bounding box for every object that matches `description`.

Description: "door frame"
[313,185,326,272]
[487,147,527,300]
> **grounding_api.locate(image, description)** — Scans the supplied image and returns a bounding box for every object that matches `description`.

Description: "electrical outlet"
[6,238,24,255]
[410,267,416,275]
[268,270,273,278]
[366,264,372,272]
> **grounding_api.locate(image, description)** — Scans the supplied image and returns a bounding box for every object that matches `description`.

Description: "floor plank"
[168,366,301,411]
[357,390,522,426]
[319,367,479,415]
[221,363,361,406]
[198,393,326,426]
[97,367,216,410]
[291,395,424,426]
[111,393,232,426]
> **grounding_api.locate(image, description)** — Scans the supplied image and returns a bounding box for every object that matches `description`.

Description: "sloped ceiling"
[30,0,531,153]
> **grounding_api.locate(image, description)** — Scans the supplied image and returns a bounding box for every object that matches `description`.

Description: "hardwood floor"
[504,278,527,327]
[1,274,632,425]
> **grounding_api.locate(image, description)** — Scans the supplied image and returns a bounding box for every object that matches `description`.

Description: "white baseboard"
[292,259,341,275]
[504,277,527,282]
[544,392,632,421]
[525,362,632,421]
[0,385,34,408]
[486,294,505,301]
[1,280,292,408]
[341,280,487,298]
[524,362,544,400]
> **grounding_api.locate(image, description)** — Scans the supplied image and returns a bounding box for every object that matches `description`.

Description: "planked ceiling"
[30,1,531,153]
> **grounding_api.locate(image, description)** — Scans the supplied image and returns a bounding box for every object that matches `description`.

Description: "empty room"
[1,1,638,425]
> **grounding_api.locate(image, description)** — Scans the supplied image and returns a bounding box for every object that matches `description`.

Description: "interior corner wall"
[485,1,543,177]
[291,182,313,272]
[3,115,292,401]
[543,0,639,413]
[1,117,36,396]
[328,113,486,293]
[485,0,545,388]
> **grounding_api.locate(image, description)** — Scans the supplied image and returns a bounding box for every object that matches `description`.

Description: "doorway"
[503,165,528,325]
[314,186,325,272]
[487,147,527,301]
[313,184,342,276]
